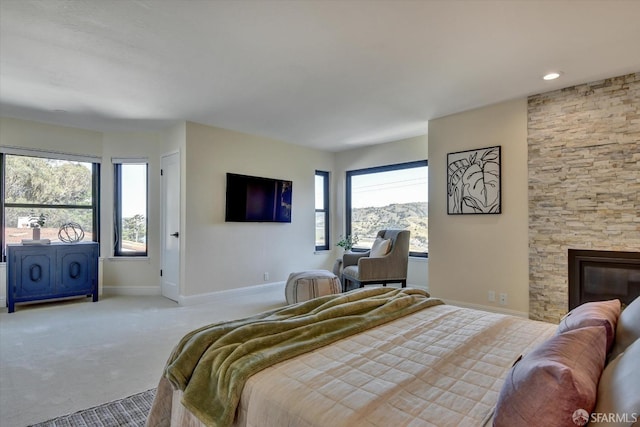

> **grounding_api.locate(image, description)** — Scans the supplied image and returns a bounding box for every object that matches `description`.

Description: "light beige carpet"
[0,284,286,427]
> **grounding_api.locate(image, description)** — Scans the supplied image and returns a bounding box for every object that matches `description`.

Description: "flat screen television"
[225,173,292,223]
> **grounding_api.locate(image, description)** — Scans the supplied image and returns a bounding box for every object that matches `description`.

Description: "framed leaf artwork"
[447,146,501,214]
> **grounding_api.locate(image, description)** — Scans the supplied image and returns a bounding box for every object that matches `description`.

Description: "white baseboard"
[178,282,285,307]
[58,281,432,310]
[442,298,529,318]
[100,281,285,303]
[102,286,162,296]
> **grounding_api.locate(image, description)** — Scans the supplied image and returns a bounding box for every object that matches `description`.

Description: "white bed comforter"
[149,303,556,427]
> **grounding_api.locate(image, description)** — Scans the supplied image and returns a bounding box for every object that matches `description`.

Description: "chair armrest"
[343,251,370,267]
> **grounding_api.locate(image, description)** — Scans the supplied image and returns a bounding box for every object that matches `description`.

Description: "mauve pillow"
[557,299,620,352]
[609,296,640,360]
[493,326,607,427]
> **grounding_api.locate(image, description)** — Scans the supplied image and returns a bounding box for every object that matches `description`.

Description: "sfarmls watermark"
[572,409,639,426]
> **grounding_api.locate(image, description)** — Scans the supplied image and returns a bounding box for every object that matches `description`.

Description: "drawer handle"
[69,262,82,279]
[29,264,42,282]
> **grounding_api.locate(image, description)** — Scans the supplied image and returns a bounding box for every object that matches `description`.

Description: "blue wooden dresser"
[6,242,99,313]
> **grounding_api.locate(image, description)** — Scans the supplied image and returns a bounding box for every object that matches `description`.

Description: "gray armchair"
[341,229,410,292]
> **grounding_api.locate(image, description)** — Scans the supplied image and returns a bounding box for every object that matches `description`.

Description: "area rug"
[29,388,156,427]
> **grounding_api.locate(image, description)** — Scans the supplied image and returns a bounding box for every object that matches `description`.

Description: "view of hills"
[352,202,428,253]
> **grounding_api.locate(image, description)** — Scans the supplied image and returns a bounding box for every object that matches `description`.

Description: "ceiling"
[1,1,639,152]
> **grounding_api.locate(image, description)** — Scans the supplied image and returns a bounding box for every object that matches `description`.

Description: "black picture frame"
[447,145,501,215]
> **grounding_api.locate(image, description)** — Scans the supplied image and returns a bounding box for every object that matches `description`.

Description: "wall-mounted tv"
[225,173,292,223]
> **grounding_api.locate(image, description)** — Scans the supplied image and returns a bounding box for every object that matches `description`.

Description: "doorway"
[161,152,180,302]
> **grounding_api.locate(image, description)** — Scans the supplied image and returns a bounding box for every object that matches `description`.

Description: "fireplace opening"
[568,249,640,310]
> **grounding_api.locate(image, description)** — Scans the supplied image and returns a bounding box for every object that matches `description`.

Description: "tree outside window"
[2,154,98,255]
[114,162,148,256]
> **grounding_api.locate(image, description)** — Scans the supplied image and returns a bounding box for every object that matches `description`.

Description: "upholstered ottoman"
[285,270,341,304]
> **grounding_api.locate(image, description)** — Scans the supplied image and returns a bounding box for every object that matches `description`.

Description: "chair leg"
[342,277,360,292]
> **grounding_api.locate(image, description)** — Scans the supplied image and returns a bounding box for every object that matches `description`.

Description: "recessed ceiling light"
[543,72,562,81]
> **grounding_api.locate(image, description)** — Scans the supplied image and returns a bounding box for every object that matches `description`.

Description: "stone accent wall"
[528,72,640,323]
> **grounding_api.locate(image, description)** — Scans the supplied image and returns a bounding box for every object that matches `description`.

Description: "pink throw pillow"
[557,299,620,352]
[494,326,607,427]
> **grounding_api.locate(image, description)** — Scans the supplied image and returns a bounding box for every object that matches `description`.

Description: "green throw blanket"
[164,287,443,427]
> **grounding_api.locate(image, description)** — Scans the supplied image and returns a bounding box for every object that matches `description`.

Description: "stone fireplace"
[528,72,640,323]
[568,249,640,310]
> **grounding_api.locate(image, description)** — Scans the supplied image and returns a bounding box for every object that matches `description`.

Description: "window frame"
[0,151,100,261]
[113,160,148,257]
[315,170,330,251]
[346,160,428,258]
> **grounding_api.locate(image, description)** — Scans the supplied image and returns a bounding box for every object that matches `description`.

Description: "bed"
[146,287,640,427]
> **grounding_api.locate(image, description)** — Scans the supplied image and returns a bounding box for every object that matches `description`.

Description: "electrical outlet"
[488,291,496,302]
[263,272,269,281]
[499,293,508,305]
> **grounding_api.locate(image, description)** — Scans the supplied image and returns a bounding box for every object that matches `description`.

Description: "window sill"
[107,256,150,261]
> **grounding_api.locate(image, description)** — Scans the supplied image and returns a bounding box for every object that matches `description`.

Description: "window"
[113,160,148,256]
[346,160,428,257]
[315,170,330,251]
[1,152,100,258]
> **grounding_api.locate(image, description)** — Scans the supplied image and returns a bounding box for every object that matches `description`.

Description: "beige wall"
[0,117,102,156]
[0,117,163,298]
[4,75,635,312]
[100,131,162,291]
[428,99,529,315]
[335,134,429,289]
[0,116,430,304]
[180,122,336,297]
